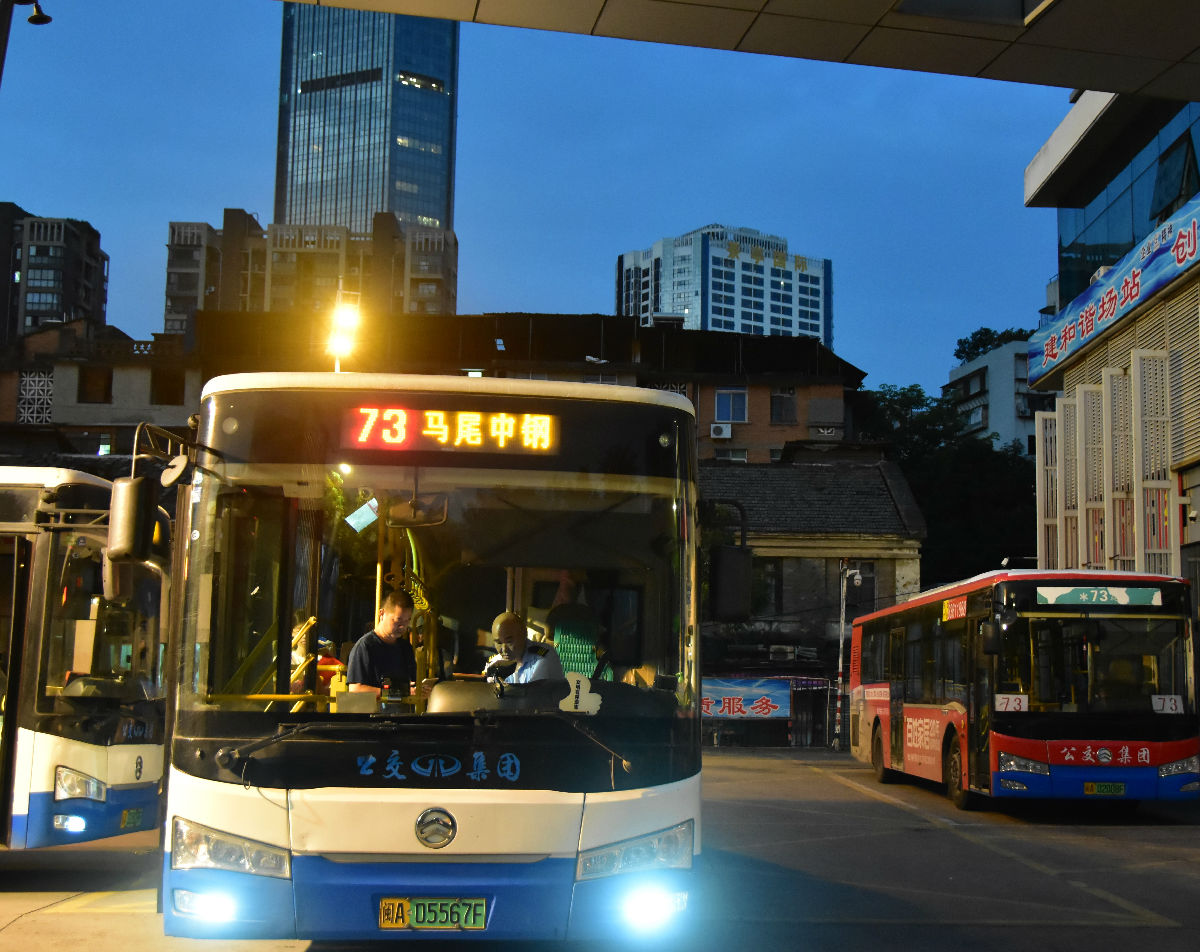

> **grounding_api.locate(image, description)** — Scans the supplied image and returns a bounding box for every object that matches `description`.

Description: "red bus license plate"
[1084,782,1126,797]
[379,897,487,930]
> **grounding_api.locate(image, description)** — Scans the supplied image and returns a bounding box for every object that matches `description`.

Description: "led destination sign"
[344,405,558,454]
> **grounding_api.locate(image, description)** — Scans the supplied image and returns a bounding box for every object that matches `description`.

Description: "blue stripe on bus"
[295,854,577,941]
[21,781,159,849]
[991,765,1200,800]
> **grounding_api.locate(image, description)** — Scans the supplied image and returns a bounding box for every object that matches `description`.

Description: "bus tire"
[871,726,894,784]
[944,736,973,811]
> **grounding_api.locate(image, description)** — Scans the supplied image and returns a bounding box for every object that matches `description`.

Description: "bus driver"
[485,611,564,684]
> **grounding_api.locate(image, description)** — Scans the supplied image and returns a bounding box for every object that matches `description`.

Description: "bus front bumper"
[162,854,694,941]
[991,765,1200,800]
[19,780,158,849]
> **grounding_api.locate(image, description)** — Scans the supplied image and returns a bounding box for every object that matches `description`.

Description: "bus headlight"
[997,752,1050,775]
[172,889,238,922]
[619,883,688,932]
[55,766,107,801]
[576,820,693,881]
[1158,755,1200,778]
[172,817,291,879]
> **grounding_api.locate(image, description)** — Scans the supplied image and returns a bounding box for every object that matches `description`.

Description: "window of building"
[151,368,186,406]
[770,386,797,424]
[714,448,747,462]
[1151,133,1199,223]
[24,291,61,311]
[25,268,59,288]
[77,366,112,405]
[965,405,987,429]
[715,388,748,423]
[97,432,113,456]
[756,557,784,615]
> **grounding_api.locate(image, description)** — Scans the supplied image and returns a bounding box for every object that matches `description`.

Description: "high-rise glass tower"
[274,4,458,234]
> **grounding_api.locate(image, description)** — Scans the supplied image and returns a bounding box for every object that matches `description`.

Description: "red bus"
[848,570,1200,809]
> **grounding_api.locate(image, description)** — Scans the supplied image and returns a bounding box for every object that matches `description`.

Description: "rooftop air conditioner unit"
[710,423,731,439]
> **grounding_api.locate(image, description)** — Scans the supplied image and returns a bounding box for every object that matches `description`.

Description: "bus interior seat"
[546,602,612,681]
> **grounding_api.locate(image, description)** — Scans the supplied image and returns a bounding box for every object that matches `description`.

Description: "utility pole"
[0,1,14,92]
[834,558,860,750]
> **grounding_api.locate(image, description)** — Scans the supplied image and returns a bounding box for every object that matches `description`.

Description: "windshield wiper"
[213,720,437,769]
[553,710,633,773]
[469,708,633,774]
[215,722,323,768]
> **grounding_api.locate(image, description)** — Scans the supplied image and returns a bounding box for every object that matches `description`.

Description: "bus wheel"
[871,727,894,784]
[944,737,973,811]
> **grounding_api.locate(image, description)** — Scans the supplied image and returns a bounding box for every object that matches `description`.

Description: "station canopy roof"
[320,1,1200,100]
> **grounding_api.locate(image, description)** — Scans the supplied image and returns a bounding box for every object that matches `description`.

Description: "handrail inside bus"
[218,621,279,694]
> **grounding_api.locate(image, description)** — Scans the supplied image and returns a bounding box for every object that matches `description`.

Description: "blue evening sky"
[0,0,1071,394]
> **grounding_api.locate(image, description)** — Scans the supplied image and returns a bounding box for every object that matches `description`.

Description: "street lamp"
[327,298,360,372]
[1,1,53,93]
[835,559,861,750]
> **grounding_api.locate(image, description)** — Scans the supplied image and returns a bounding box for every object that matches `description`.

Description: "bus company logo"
[942,596,967,622]
[1051,743,1149,765]
[121,720,152,741]
[411,754,461,778]
[905,717,941,752]
[415,808,457,849]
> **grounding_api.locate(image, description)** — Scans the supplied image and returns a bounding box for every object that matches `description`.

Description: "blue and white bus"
[114,373,711,941]
[0,466,168,848]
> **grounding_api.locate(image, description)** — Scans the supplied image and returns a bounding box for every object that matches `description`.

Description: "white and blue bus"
[114,373,713,942]
[0,466,168,848]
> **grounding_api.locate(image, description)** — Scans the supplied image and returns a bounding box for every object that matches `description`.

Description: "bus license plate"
[1084,782,1126,797]
[378,897,487,930]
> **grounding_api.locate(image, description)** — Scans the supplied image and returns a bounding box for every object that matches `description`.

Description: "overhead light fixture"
[24,2,53,25]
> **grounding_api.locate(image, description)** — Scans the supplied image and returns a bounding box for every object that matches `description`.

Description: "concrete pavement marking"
[814,764,1179,928]
[49,889,157,914]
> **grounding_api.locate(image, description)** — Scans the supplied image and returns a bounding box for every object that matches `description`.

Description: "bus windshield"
[174,382,699,791]
[996,613,1193,714]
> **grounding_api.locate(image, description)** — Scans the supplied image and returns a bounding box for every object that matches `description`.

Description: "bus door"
[0,534,31,846]
[888,627,905,770]
[967,611,992,793]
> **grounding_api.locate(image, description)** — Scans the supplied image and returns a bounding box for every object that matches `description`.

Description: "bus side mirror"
[108,476,159,562]
[710,545,752,622]
[980,621,1000,655]
[387,493,448,528]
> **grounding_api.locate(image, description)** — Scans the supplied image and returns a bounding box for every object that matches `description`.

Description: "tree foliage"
[905,438,1037,587]
[953,326,1034,363]
[852,384,964,465]
[854,384,1036,587]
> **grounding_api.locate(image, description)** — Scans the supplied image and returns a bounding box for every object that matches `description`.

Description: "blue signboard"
[701,677,791,719]
[1029,193,1200,385]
